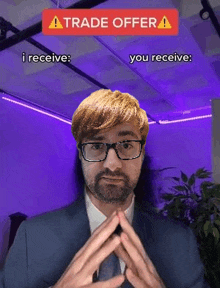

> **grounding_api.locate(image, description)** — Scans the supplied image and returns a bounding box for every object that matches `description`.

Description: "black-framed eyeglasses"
[78,140,145,162]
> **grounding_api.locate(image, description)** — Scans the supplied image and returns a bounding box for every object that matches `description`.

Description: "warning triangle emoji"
[49,16,63,29]
[158,16,172,29]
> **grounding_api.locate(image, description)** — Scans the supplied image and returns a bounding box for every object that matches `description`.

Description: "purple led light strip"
[2,96,212,125]
[2,97,72,125]
[159,115,212,124]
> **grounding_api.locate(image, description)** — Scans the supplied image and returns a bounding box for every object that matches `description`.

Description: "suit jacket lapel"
[33,194,92,287]
[67,193,91,250]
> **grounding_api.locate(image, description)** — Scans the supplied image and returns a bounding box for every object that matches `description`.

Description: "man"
[1,89,209,288]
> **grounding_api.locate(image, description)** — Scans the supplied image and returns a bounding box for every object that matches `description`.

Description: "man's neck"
[86,188,134,218]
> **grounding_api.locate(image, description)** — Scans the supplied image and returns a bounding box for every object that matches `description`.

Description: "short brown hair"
[71,89,149,143]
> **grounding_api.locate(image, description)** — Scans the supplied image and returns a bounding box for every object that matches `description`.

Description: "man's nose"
[103,148,122,171]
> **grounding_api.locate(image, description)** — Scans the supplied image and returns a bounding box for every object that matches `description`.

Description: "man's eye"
[91,144,104,150]
[122,143,132,149]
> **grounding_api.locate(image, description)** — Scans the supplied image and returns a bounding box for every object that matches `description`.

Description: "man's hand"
[116,210,166,288]
[53,211,125,288]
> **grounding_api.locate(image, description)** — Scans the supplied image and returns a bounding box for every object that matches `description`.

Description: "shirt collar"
[85,188,135,234]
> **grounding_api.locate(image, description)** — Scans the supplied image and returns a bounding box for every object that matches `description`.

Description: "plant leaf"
[172,177,180,182]
[215,220,220,226]
[161,193,175,201]
[181,171,188,183]
[184,183,192,191]
[214,189,220,198]
[200,181,213,197]
[198,173,212,179]
[195,168,212,179]
[201,181,213,186]
[212,227,220,243]
[195,168,206,177]
[173,185,187,192]
[191,194,199,201]
[213,199,220,207]
[188,174,195,186]
[204,220,211,236]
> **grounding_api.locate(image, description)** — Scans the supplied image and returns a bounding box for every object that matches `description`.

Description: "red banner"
[42,9,178,36]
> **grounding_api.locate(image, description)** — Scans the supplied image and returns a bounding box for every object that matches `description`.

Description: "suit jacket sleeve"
[135,207,211,288]
[0,198,90,288]
[187,228,210,288]
[1,222,28,288]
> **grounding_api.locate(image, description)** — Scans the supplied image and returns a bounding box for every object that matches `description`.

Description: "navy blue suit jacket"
[1,194,210,288]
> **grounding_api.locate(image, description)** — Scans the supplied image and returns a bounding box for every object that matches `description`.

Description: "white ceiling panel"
[0,0,219,122]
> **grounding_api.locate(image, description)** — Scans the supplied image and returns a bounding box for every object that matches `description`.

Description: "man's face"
[80,123,145,205]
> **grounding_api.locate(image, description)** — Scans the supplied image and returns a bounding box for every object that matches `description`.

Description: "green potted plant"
[159,168,220,288]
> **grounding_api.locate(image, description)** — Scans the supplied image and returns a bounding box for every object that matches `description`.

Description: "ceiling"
[0,0,219,122]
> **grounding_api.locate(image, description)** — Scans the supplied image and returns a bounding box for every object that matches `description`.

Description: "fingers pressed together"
[54,209,165,288]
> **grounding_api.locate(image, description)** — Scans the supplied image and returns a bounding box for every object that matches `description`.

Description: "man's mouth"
[101,177,124,182]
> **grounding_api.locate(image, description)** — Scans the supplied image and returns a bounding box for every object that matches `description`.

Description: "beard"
[85,169,137,204]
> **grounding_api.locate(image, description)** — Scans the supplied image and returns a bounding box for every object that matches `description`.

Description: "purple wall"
[0,96,78,267]
[146,117,212,174]
[0,95,212,267]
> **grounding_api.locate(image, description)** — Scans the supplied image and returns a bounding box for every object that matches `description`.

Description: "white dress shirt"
[85,190,135,274]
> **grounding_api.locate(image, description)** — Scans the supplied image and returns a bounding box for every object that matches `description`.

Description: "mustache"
[96,169,127,180]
